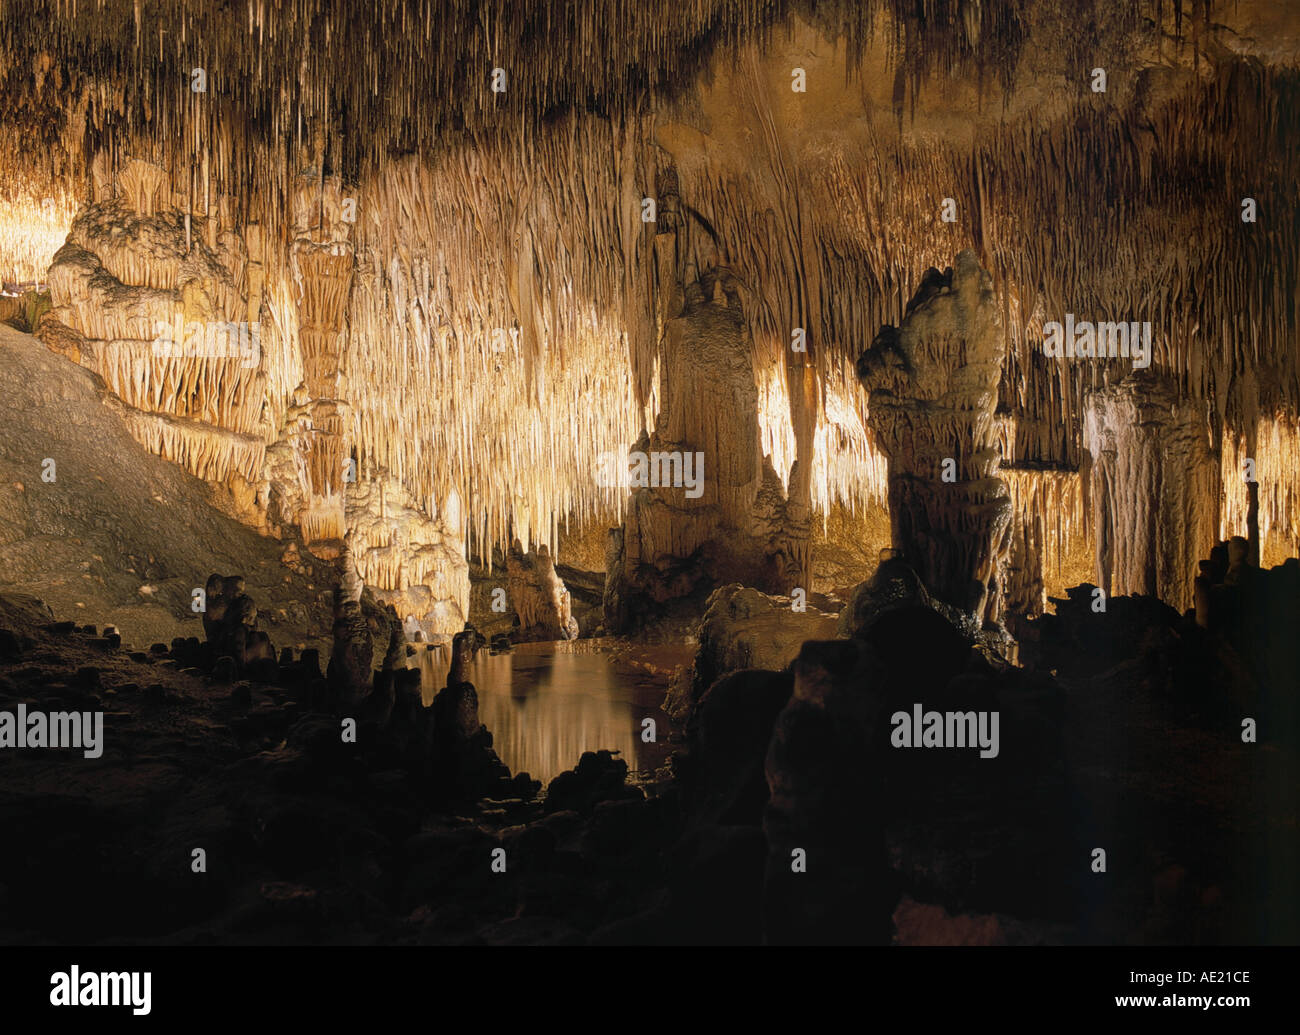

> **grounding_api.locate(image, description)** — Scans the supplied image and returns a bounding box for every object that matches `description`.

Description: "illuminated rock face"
[507,543,579,642]
[36,160,470,643]
[605,178,812,630]
[606,293,810,627]
[42,159,269,516]
[1083,373,1219,611]
[288,173,355,554]
[856,251,1011,634]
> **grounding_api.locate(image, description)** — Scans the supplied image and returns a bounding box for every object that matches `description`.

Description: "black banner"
[0,946,1279,1023]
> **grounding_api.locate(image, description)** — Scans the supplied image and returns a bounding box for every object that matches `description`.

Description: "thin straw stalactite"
[2,0,1297,574]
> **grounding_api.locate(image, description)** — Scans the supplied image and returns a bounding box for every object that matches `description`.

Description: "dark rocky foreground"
[0,543,1296,945]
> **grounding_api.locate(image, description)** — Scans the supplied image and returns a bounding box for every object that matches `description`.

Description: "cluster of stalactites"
[342,128,654,558]
[1082,373,1220,612]
[1221,414,1300,568]
[286,173,356,553]
[6,6,1296,581]
[40,157,274,495]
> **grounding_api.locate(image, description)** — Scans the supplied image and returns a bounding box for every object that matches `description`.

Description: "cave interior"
[0,0,1297,947]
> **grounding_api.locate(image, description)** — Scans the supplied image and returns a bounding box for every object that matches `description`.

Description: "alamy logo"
[50,966,151,1015]
[596,450,704,499]
[151,319,261,369]
[1043,314,1151,369]
[0,705,103,758]
[891,703,1000,758]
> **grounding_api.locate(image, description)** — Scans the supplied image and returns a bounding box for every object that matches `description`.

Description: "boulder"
[666,583,837,722]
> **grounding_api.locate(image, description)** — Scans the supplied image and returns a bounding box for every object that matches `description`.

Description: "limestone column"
[1083,372,1218,610]
[855,250,1011,632]
[605,166,810,628]
[290,173,355,555]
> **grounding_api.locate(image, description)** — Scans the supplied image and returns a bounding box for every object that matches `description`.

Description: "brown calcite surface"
[507,542,579,642]
[1083,372,1221,611]
[0,0,1298,954]
[856,251,1011,631]
[5,2,1300,629]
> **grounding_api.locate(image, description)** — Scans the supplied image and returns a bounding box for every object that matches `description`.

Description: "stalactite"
[2,2,1296,615]
[288,172,355,552]
[1083,373,1219,610]
[1221,414,1300,567]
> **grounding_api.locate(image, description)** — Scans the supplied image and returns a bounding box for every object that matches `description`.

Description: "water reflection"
[407,642,674,785]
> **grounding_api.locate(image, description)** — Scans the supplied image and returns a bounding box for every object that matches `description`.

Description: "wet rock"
[667,583,836,722]
[673,667,793,827]
[506,541,580,641]
[763,638,893,945]
[545,750,642,815]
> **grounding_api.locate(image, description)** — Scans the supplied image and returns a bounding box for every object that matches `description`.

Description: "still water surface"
[408,641,676,785]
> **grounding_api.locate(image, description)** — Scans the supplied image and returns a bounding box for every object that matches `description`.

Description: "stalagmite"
[327,544,373,712]
[3,0,1298,635]
[506,542,579,642]
[856,251,1011,634]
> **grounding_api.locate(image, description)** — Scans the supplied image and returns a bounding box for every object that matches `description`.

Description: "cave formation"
[0,0,1298,952]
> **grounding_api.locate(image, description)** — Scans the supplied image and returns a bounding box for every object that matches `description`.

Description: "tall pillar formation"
[856,250,1011,634]
[289,173,355,555]
[604,168,809,630]
[1083,372,1218,611]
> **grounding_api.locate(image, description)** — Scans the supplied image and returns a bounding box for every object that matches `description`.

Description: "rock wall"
[42,158,269,516]
[36,158,470,641]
